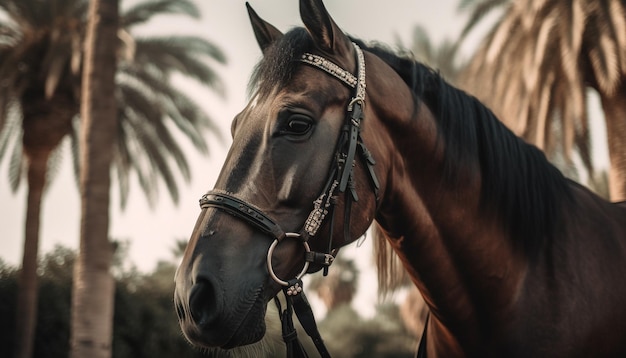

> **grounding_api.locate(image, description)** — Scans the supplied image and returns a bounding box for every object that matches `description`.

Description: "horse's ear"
[300,0,352,57]
[246,2,283,54]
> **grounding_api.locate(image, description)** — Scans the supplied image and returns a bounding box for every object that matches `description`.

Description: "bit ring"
[266,232,310,286]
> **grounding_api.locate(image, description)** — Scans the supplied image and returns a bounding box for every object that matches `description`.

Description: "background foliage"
[0,244,418,358]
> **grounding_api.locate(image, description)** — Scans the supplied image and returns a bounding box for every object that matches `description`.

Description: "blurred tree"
[69,0,118,356]
[397,24,465,82]
[1,246,76,358]
[398,287,428,339]
[459,0,626,201]
[307,255,419,356]
[112,260,208,358]
[35,247,74,358]
[588,169,610,199]
[308,257,359,311]
[0,244,216,358]
[0,243,422,358]
[0,259,18,357]
[0,0,225,356]
[318,304,417,357]
[172,238,189,259]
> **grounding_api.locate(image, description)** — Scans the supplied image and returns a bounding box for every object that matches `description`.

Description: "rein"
[199,43,379,358]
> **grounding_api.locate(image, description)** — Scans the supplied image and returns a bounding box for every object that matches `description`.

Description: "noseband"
[198,43,379,357]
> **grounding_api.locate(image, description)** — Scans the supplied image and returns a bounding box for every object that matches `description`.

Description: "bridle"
[198,42,379,358]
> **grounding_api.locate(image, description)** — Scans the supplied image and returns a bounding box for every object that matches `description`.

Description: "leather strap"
[338,104,362,194]
[358,140,380,199]
[275,295,308,358]
[287,279,331,358]
[199,192,286,241]
[305,252,335,266]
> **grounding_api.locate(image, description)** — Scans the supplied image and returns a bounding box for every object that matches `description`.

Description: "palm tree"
[458,0,626,201]
[0,2,85,357]
[397,24,464,83]
[0,1,225,357]
[69,0,118,356]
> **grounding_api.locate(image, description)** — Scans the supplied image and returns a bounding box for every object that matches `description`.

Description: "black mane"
[251,28,573,258]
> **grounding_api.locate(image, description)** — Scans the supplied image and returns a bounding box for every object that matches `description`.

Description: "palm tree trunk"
[600,81,626,202]
[69,1,119,357]
[14,153,48,358]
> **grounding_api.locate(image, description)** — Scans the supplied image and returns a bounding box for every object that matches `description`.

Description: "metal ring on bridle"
[266,232,310,286]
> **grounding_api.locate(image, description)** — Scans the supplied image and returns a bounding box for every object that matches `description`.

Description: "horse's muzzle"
[175,275,268,348]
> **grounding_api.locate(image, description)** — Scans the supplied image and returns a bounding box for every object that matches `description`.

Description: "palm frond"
[45,137,65,191]
[0,89,10,133]
[531,70,556,148]
[0,0,225,208]
[117,82,192,181]
[409,25,434,63]
[610,0,626,71]
[116,104,188,207]
[458,0,510,40]
[69,117,80,187]
[1,0,85,29]
[118,118,158,207]
[588,0,622,94]
[523,8,557,94]
[117,67,218,151]
[588,16,620,95]
[0,22,21,45]
[160,88,214,153]
[133,122,180,205]
[121,0,199,28]
[484,9,521,62]
[113,122,132,209]
[558,0,585,83]
[132,36,226,90]
[459,0,626,180]
[135,36,227,64]
[114,163,130,209]
[8,129,22,192]
[0,107,20,161]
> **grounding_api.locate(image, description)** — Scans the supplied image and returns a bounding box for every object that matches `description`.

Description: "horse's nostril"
[189,278,220,327]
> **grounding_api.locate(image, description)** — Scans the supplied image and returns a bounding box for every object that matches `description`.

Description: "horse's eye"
[283,115,312,136]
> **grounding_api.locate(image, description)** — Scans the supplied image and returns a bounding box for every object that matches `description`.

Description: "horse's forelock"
[248,28,314,98]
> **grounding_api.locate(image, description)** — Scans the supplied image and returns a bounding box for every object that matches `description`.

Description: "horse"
[174,0,626,356]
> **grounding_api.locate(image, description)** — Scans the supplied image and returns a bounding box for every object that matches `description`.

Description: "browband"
[300,53,357,89]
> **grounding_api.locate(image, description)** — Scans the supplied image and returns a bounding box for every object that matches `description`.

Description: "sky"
[0,0,610,316]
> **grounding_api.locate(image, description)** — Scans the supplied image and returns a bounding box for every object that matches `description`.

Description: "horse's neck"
[375,106,526,354]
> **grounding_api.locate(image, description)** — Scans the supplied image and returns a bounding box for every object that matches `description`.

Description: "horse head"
[174,0,388,349]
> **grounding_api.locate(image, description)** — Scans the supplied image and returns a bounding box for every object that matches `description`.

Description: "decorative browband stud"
[300,53,357,89]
